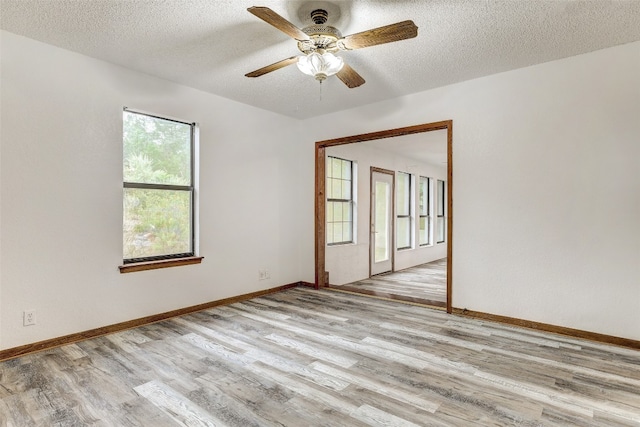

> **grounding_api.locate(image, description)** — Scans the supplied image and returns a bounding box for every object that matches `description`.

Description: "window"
[326,156,354,245]
[396,172,412,250]
[437,179,445,243]
[419,176,431,246]
[123,109,195,263]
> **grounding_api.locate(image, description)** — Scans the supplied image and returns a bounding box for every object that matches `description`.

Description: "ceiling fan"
[245,6,418,88]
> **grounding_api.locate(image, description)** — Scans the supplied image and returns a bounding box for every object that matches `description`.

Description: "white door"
[370,169,393,275]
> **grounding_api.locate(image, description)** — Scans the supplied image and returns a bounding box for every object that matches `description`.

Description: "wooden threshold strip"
[0,282,301,362]
[452,307,640,350]
[119,256,204,273]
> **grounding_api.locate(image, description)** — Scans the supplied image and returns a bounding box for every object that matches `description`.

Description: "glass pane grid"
[326,156,354,246]
[123,110,195,262]
[327,201,353,245]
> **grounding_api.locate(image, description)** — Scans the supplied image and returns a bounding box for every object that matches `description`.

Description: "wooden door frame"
[315,120,454,313]
[369,167,395,277]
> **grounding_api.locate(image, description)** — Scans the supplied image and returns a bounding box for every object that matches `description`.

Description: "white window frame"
[326,156,356,245]
[122,108,196,264]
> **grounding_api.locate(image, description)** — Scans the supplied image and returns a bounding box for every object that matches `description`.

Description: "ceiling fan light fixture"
[297,51,344,82]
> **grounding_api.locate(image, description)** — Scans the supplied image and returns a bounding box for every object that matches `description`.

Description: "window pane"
[397,217,411,249]
[342,221,352,243]
[437,217,445,243]
[124,188,192,259]
[419,216,430,245]
[397,172,410,216]
[332,158,342,179]
[342,160,351,180]
[437,180,445,216]
[327,201,334,222]
[123,112,191,186]
[342,180,351,200]
[326,223,334,244]
[334,202,343,221]
[332,178,342,199]
[333,222,343,243]
[419,177,429,215]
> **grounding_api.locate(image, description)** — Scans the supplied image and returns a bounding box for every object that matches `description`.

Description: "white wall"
[302,41,640,341]
[325,143,446,285]
[0,31,307,350]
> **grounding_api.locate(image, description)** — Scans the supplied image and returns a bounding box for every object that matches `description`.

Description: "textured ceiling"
[2,0,640,119]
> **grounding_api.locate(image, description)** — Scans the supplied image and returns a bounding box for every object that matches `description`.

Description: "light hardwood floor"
[332,258,447,307]
[1,287,639,426]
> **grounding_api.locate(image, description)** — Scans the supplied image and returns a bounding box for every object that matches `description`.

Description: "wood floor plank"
[263,332,359,368]
[310,361,440,413]
[351,404,423,427]
[134,380,228,426]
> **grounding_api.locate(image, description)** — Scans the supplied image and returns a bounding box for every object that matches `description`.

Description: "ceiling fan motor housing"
[310,9,328,24]
[297,9,342,54]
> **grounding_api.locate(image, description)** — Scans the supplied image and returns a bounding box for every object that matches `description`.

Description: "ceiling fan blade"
[245,56,299,78]
[247,6,310,41]
[336,63,365,88]
[339,20,418,50]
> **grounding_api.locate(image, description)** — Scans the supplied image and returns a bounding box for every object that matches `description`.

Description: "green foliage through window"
[123,110,194,262]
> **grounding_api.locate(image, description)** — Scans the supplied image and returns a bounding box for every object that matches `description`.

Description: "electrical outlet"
[258,269,270,280]
[23,310,36,326]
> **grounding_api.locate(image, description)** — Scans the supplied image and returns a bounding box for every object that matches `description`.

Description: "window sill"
[327,242,356,247]
[119,256,204,274]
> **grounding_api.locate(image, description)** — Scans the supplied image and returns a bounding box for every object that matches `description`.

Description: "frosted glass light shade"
[297,52,344,82]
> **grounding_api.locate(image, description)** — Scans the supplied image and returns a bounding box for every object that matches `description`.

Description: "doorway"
[315,121,453,313]
[370,168,394,276]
